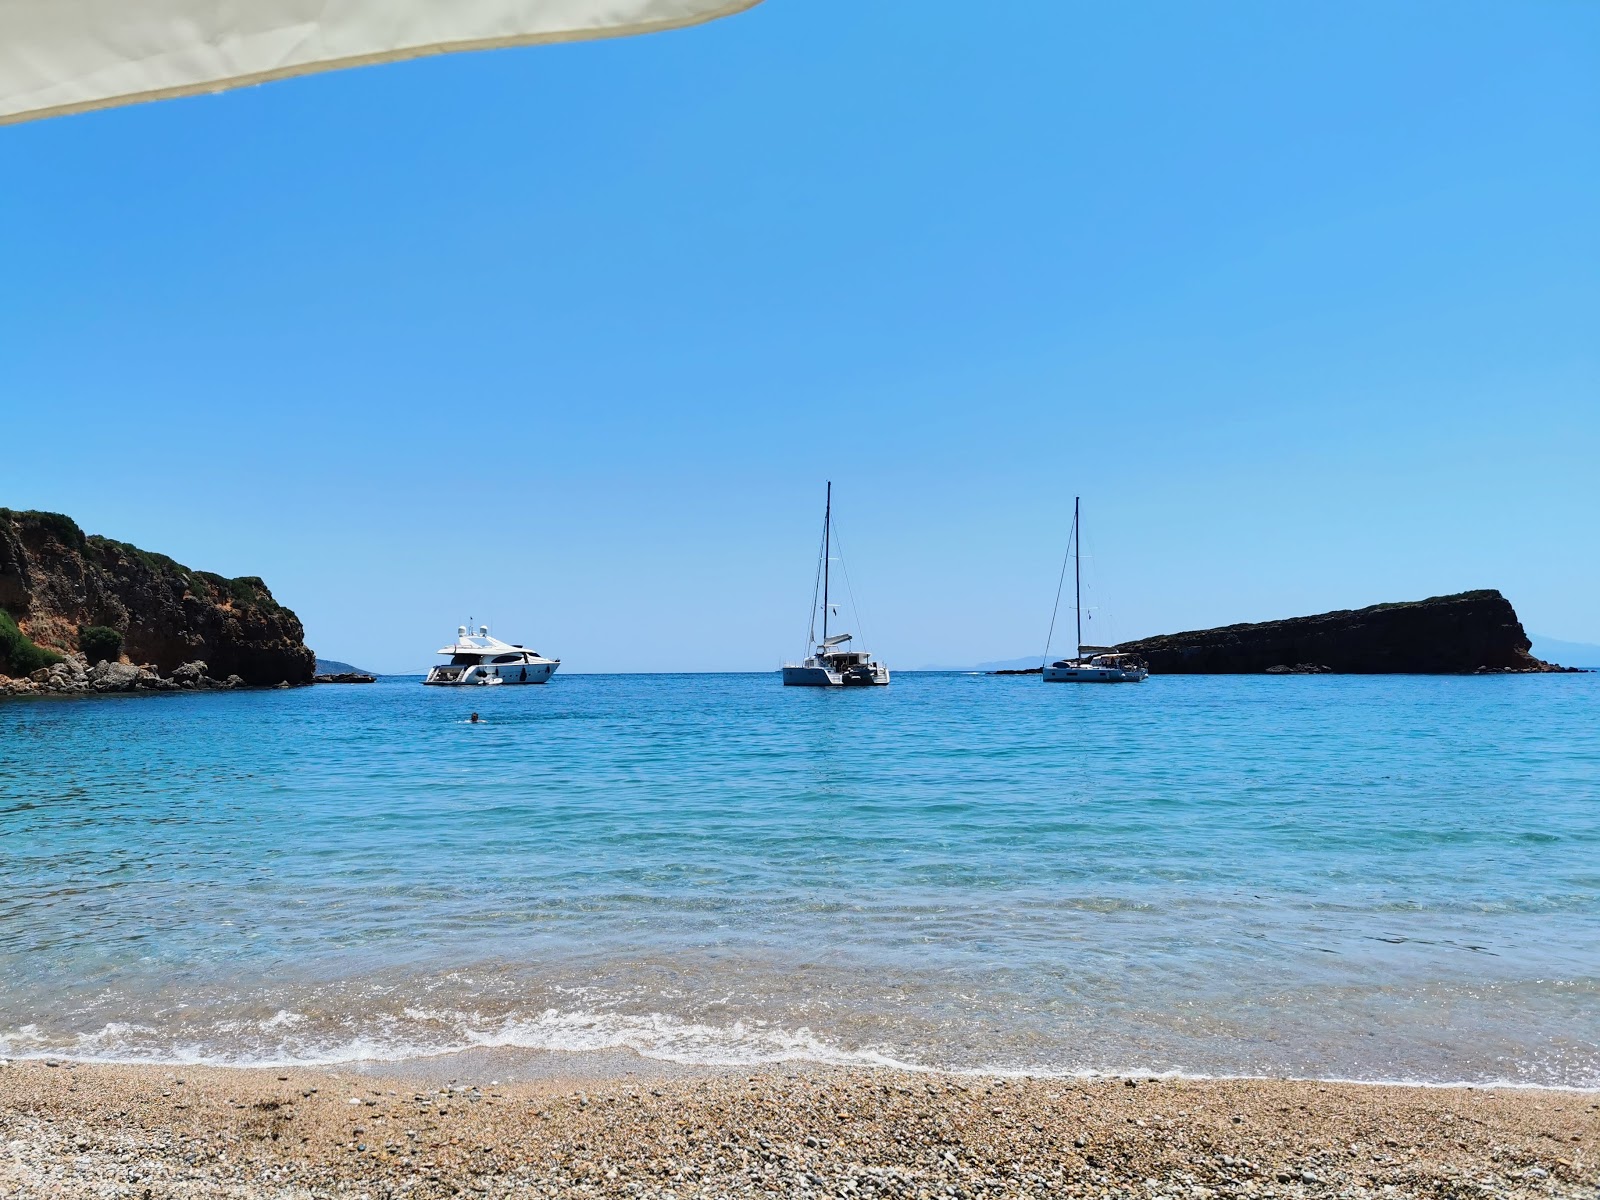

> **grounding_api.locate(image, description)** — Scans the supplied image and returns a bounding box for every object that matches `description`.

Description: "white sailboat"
[782,482,890,687]
[1041,498,1148,684]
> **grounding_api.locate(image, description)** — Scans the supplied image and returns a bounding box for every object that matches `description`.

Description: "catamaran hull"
[781,664,890,687]
[782,665,842,687]
[1041,665,1147,683]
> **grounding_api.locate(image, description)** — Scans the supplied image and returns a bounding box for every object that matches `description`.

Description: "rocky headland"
[0,508,314,697]
[1116,590,1564,675]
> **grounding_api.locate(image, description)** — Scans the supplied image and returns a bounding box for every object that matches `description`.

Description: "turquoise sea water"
[1,673,1596,1086]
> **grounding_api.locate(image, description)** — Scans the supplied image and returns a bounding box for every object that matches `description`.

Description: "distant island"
[993,590,1571,675]
[1527,634,1600,670]
[1,508,314,697]
[315,657,377,679]
[313,657,378,684]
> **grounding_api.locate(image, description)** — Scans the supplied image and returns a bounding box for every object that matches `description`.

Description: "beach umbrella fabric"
[0,0,760,125]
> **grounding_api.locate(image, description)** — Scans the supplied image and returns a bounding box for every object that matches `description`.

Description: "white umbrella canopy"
[0,0,762,125]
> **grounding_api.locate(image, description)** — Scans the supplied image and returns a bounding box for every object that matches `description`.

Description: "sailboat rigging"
[782,482,890,687]
[1042,497,1148,684]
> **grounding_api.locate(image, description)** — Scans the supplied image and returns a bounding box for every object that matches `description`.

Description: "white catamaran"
[1041,498,1149,684]
[782,482,890,687]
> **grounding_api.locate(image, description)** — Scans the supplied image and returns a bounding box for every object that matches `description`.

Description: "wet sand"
[0,1058,1594,1198]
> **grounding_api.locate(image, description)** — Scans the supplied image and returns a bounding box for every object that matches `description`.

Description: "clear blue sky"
[4,0,1596,672]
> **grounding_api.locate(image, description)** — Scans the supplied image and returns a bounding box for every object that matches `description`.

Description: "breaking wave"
[0,1008,926,1072]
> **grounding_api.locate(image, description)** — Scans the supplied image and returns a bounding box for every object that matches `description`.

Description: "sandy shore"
[0,1059,1593,1198]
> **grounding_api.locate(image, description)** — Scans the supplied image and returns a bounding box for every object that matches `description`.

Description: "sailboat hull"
[1042,665,1147,683]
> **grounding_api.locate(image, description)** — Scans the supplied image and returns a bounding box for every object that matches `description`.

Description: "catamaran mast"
[1074,496,1082,661]
[822,481,832,648]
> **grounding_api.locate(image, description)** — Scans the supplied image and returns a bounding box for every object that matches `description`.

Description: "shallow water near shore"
[1,673,1596,1086]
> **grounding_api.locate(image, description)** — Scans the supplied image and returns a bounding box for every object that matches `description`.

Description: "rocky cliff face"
[1116,590,1558,674]
[0,508,314,686]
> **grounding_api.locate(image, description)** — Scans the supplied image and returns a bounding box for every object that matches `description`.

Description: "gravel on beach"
[0,1059,1594,1199]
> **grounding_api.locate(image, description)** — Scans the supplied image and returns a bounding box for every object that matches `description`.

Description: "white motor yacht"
[1040,498,1149,684]
[423,624,559,686]
[782,483,890,687]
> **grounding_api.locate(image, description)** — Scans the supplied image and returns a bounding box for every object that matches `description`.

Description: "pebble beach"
[1,1059,1594,1199]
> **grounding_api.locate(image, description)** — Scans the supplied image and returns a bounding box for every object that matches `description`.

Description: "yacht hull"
[424,661,559,686]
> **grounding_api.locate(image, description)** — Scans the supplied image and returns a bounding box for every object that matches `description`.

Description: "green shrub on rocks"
[0,610,62,676]
[0,508,88,552]
[79,624,123,664]
[194,571,272,609]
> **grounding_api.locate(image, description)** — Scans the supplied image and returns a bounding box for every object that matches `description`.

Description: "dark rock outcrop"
[0,508,314,690]
[4,652,251,696]
[314,672,377,684]
[1116,590,1561,675]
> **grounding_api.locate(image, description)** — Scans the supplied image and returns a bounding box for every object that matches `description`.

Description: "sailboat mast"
[822,481,832,647]
[1074,495,1082,660]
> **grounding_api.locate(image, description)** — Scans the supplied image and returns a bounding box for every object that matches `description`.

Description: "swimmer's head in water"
[469,712,480,723]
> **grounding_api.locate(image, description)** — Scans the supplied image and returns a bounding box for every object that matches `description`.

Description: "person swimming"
[469,712,480,723]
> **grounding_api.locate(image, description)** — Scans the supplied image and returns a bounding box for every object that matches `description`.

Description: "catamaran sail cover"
[0,0,760,125]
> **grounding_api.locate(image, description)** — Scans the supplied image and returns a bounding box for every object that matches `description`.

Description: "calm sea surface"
[1,673,1596,1086]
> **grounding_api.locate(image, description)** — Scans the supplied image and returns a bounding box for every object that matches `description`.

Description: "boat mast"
[822,481,832,649]
[1074,496,1082,661]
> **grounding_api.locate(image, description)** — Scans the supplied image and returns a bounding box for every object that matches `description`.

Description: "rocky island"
[313,657,378,683]
[0,508,315,697]
[1115,590,1563,675]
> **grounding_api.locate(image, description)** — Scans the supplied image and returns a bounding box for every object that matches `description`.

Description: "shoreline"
[2,1059,1594,1199]
[4,1046,1598,1095]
